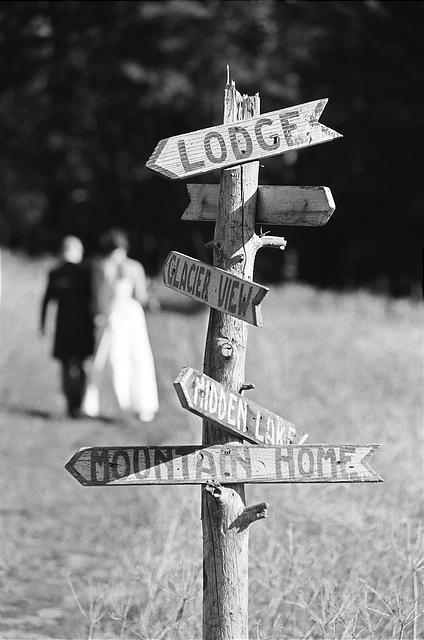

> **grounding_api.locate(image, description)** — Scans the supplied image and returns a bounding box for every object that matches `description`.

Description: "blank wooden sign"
[182,185,335,226]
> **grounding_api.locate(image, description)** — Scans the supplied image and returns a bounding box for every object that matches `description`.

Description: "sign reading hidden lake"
[163,251,268,327]
[66,444,383,486]
[174,367,300,446]
[146,99,342,180]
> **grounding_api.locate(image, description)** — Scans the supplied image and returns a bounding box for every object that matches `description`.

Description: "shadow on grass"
[5,406,56,420]
[5,406,162,436]
[5,406,119,424]
[153,294,207,315]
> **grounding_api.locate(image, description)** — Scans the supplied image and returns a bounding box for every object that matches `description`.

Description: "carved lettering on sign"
[66,445,383,486]
[163,252,268,327]
[146,99,342,180]
[174,367,297,446]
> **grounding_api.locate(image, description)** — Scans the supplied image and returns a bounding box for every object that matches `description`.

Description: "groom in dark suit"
[40,236,94,418]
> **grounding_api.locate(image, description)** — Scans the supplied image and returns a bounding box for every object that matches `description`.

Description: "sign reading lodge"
[146,99,342,180]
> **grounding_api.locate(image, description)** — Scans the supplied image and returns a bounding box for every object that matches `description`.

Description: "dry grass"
[0,250,423,639]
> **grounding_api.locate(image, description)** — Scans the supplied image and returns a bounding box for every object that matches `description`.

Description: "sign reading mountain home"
[163,251,268,327]
[182,185,336,227]
[174,367,302,446]
[146,99,342,180]
[66,444,382,486]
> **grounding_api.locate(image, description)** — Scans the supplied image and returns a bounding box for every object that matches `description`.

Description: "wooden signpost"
[66,73,382,640]
[146,98,342,180]
[66,444,382,486]
[163,251,269,326]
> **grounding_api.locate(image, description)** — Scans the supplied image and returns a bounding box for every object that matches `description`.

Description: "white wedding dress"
[83,256,159,421]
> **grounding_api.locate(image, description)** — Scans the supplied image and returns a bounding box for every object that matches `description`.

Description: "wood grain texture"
[174,366,297,445]
[201,83,261,640]
[162,251,268,326]
[182,184,335,226]
[146,99,342,180]
[65,444,383,486]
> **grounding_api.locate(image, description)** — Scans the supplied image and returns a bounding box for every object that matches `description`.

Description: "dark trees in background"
[0,0,421,294]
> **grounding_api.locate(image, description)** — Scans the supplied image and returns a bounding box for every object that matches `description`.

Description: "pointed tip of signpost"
[161,251,173,283]
[314,97,329,120]
[64,449,90,486]
[311,99,343,141]
[298,433,309,445]
[363,444,384,482]
[145,138,179,180]
[323,187,336,220]
[321,124,344,140]
[252,284,270,328]
[173,366,192,410]
[253,306,264,328]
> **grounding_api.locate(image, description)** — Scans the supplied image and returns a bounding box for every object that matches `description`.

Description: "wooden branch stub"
[258,235,287,251]
[205,240,223,256]
[239,382,255,393]
[204,241,244,265]
[206,481,268,532]
[216,337,233,358]
[227,253,245,265]
[205,478,222,500]
[230,502,269,533]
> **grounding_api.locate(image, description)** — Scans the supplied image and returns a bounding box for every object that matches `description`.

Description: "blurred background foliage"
[0,0,421,294]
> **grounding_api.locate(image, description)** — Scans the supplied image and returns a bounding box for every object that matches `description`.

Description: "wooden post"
[202,78,278,639]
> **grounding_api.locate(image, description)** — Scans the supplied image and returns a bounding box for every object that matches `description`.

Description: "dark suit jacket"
[41,261,94,361]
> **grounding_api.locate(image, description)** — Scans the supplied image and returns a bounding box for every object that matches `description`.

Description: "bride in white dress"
[83,229,159,421]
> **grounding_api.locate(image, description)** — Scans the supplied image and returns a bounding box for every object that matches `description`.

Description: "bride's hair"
[99,228,129,255]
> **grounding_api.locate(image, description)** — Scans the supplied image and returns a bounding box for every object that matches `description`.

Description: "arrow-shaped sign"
[163,251,268,327]
[146,99,342,180]
[174,366,303,446]
[65,444,383,486]
[182,185,335,226]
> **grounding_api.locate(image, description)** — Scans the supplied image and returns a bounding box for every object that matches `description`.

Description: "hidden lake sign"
[174,366,303,446]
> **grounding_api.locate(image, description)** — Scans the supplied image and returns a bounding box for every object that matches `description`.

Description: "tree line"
[0,0,421,295]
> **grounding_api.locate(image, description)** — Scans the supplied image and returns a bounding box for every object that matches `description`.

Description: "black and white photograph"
[0,1,422,639]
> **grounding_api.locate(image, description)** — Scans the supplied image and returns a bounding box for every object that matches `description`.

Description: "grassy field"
[0,250,423,640]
